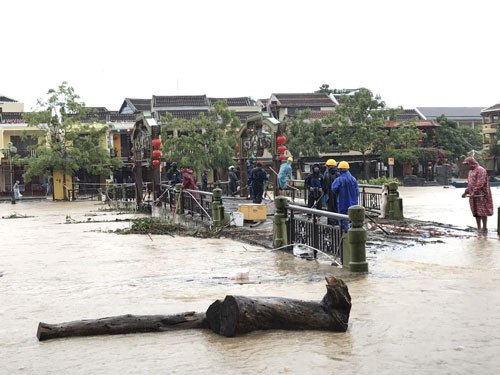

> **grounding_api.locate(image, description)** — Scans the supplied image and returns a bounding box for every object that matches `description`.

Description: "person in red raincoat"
[181,167,197,197]
[461,157,493,231]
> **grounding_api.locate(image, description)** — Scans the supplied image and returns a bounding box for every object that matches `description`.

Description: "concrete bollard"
[212,188,224,227]
[347,205,368,272]
[174,183,184,214]
[121,184,126,201]
[273,196,289,248]
[385,182,404,220]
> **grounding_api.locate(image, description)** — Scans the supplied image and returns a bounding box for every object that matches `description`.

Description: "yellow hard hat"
[326,159,337,167]
[287,157,293,162]
[338,161,350,169]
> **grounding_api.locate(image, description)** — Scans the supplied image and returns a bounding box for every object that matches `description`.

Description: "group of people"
[166,162,197,192]
[230,160,269,204]
[299,159,359,229]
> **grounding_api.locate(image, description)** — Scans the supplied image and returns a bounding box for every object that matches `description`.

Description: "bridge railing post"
[273,196,289,248]
[386,182,403,219]
[212,188,224,227]
[347,205,368,272]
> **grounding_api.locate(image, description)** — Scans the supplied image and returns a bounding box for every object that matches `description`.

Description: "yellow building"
[0,95,24,113]
[480,103,500,152]
[0,100,46,196]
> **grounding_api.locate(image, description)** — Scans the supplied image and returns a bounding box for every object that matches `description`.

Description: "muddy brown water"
[1,186,499,374]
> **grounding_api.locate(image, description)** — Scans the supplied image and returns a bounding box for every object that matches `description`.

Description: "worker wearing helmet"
[278,157,293,195]
[331,161,359,230]
[323,159,338,224]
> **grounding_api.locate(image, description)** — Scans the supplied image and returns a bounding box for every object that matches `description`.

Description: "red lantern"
[152,138,162,148]
[279,154,287,160]
[277,135,286,144]
[278,145,287,153]
[237,152,240,157]
[153,150,162,158]
[235,144,240,150]
[417,139,423,143]
[237,160,241,165]
[152,159,160,167]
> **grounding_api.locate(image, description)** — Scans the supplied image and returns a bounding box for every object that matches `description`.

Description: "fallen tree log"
[37,276,350,341]
[37,312,207,341]
[206,276,351,336]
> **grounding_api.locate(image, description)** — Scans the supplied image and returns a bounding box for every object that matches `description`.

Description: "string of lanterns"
[152,138,162,166]
[277,135,287,160]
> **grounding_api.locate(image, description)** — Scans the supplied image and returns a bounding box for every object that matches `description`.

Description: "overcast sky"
[2,0,499,111]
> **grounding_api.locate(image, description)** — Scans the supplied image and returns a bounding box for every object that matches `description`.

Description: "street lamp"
[1,141,18,204]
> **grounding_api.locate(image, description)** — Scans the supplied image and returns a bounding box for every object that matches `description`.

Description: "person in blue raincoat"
[331,161,359,230]
[278,157,293,194]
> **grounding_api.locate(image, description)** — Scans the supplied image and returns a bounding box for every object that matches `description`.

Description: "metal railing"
[358,184,382,212]
[287,204,349,263]
[206,181,231,196]
[283,179,307,203]
[282,179,383,212]
[181,189,213,222]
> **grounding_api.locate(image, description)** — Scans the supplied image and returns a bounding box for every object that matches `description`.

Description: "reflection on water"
[1,198,499,374]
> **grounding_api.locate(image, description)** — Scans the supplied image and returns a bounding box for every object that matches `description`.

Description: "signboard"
[388,158,394,166]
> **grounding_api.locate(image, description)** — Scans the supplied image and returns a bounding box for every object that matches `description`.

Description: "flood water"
[0,187,499,374]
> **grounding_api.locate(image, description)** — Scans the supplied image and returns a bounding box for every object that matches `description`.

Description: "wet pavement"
[0,186,499,374]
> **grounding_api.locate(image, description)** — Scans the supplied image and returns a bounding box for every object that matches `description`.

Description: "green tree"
[333,88,392,179]
[22,82,122,198]
[285,110,329,161]
[317,83,335,95]
[435,115,482,160]
[160,101,241,173]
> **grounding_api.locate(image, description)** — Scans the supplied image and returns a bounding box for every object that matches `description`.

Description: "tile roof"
[480,103,500,115]
[396,109,426,121]
[157,109,210,121]
[153,95,208,108]
[385,120,439,128]
[108,111,136,122]
[416,107,484,120]
[208,97,253,106]
[0,112,24,124]
[272,93,336,107]
[122,98,151,113]
[0,95,17,102]
[234,111,261,124]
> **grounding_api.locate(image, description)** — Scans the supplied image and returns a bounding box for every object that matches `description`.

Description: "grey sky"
[2,0,499,111]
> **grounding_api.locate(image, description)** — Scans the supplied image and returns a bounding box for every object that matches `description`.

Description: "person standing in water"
[461,157,493,231]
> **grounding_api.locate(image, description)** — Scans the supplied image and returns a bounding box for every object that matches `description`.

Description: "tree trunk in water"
[36,277,350,341]
[206,276,351,337]
[37,312,207,341]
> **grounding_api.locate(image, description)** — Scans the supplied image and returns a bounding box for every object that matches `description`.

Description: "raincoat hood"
[463,157,479,169]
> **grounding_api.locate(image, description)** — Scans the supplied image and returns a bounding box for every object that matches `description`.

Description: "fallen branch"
[37,276,350,341]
